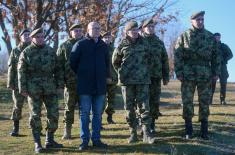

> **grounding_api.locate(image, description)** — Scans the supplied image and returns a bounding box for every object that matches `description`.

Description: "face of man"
[70,28,83,39]
[191,15,204,29]
[127,27,139,39]
[143,24,155,35]
[32,33,45,46]
[87,22,101,39]
[214,35,221,42]
[20,32,31,43]
[102,35,112,44]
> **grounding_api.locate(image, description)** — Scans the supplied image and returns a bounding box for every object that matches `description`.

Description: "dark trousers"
[211,76,227,104]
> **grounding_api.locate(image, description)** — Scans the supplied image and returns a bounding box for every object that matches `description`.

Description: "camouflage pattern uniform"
[18,43,59,134]
[174,27,220,121]
[7,43,29,121]
[142,33,169,120]
[211,41,233,104]
[112,31,154,143]
[56,38,80,126]
[105,45,118,116]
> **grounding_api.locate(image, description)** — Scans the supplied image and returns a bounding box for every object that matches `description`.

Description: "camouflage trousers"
[210,79,217,104]
[181,81,210,121]
[149,78,161,119]
[10,90,26,121]
[63,84,79,125]
[28,94,59,133]
[121,84,151,131]
[103,84,117,115]
[219,75,228,101]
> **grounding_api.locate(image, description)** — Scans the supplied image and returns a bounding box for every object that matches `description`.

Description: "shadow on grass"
[102,134,129,139]
[0,115,10,121]
[101,126,129,131]
[43,140,235,154]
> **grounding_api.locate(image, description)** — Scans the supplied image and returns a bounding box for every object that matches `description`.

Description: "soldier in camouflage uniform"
[141,19,170,134]
[174,11,220,140]
[7,29,31,136]
[101,31,118,124]
[18,28,63,153]
[112,21,155,144]
[210,33,233,105]
[56,24,83,139]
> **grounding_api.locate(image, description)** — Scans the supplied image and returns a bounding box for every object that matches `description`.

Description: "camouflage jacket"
[18,43,58,96]
[142,33,170,82]
[56,38,80,88]
[112,36,150,85]
[7,42,30,89]
[174,27,221,82]
[218,42,233,78]
[107,44,118,84]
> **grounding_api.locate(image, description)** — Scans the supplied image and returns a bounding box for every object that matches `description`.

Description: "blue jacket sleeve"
[105,45,111,78]
[70,41,81,73]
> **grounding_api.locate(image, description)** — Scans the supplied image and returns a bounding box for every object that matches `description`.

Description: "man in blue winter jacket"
[70,21,110,151]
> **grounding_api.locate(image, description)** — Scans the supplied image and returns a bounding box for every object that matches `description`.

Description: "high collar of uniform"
[191,26,204,33]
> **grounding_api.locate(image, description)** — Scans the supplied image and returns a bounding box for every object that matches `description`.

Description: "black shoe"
[35,142,43,153]
[10,120,19,137]
[79,143,88,151]
[185,134,193,140]
[45,140,63,149]
[10,131,19,137]
[45,132,63,149]
[93,140,108,148]
[185,119,193,139]
[128,132,138,143]
[200,134,209,140]
[33,132,43,153]
[221,100,227,105]
[143,133,156,144]
[158,112,163,116]
[200,119,209,140]
[107,114,116,124]
[150,129,157,135]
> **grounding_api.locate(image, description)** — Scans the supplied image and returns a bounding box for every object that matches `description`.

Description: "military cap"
[100,31,111,38]
[30,28,44,37]
[19,29,30,36]
[191,11,205,20]
[124,21,138,31]
[142,19,154,28]
[69,24,82,31]
[214,32,221,36]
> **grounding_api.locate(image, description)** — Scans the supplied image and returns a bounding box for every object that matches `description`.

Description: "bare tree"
[0,0,179,55]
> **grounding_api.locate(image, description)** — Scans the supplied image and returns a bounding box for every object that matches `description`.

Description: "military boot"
[200,120,209,140]
[10,120,19,136]
[150,118,156,134]
[33,132,43,153]
[128,129,138,143]
[61,124,72,140]
[107,114,115,124]
[220,97,226,105]
[45,131,63,149]
[185,119,193,139]
[142,125,156,144]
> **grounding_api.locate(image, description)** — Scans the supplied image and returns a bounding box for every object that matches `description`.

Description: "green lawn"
[0,74,235,155]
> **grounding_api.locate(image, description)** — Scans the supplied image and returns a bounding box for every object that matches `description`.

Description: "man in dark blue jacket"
[70,21,110,151]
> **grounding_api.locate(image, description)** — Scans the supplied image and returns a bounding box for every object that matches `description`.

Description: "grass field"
[0,74,235,155]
